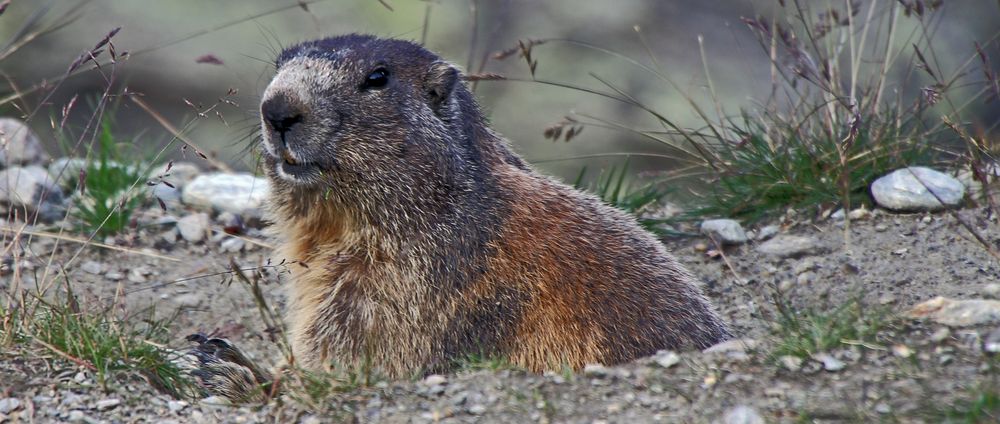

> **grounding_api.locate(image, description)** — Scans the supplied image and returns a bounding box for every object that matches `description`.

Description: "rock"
[796,271,817,285]
[47,157,87,183]
[756,225,779,241]
[984,327,1000,354]
[929,327,951,343]
[467,404,486,415]
[167,400,188,413]
[908,296,1000,326]
[0,118,47,166]
[813,353,845,372]
[94,398,121,411]
[422,374,447,386]
[583,363,609,377]
[757,235,825,259]
[652,350,680,368]
[871,167,965,211]
[0,165,65,221]
[700,219,748,245]
[105,271,123,281]
[149,183,182,209]
[177,213,211,243]
[718,405,764,424]
[67,410,86,422]
[182,173,270,218]
[0,398,21,414]
[983,283,1000,299]
[703,338,758,355]
[173,293,201,307]
[220,237,245,253]
[778,355,803,371]
[148,162,200,188]
[80,260,103,275]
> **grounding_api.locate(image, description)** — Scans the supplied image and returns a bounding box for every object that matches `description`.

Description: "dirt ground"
[3,205,1000,423]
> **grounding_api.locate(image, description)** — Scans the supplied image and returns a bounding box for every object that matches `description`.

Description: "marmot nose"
[262,95,304,136]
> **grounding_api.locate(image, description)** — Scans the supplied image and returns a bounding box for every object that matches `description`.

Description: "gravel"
[3,205,1000,422]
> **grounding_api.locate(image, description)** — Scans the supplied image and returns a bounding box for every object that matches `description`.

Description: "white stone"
[177,213,211,243]
[0,165,64,221]
[757,235,825,259]
[220,237,245,253]
[0,118,48,165]
[148,162,200,188]
[652,350,680,368]
[422,374,447,386]
[756,225,779,241]
[908,296,1000,326]
[813,353,845,372]
[0,398,21,414]
[80,260,103,275]
[94,398,121,411]
[700,219,748,245]
[871,167,965,211]
[182,173,270,218]
[719,405,764,424]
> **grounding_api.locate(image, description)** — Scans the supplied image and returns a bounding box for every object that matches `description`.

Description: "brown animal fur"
[187,34,731,397]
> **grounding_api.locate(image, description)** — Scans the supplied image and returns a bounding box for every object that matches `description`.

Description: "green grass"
[770,292,890,360]
[454,353,519,372]
[1,284,195,398]
[508,1,991,222]
[71,118,148,237]
[575,159,676,235]
[940,388,1000,423]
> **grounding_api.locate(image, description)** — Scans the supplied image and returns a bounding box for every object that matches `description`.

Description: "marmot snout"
[255,34,732,378]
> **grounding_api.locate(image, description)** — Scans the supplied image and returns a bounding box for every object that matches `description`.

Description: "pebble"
[467,404,487,415]
[423,374,447,386]
[796,271,817,285]
[719,405,764,424]
[652,350,680,368]
[983,327,1000,353]
[104,271,123,281]
[177,213,211,243]
[700,219,748,245]
[68,410,87,422]
[984,283,1000,298]
[813,353,846,372]
[871,167,965,211]
[220,237,245,253]
[778,355,803,371]
[167,400,189,413]
[94,398,121,411]
[757,235,826,259]
[908,296,1000,326]
[756,225,779,240]
[583,363,609,377]
[0,398,21,414]
[929,327,951,343]
[80,260,103,275]
[182,173,270,218]
[0,117,48,165]
[149,162,200,188]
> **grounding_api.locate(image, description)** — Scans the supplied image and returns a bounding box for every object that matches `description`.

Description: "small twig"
[0,226,181,262]
[33,338,97,371]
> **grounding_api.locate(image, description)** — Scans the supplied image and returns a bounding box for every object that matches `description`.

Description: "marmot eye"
[362,67,390,90]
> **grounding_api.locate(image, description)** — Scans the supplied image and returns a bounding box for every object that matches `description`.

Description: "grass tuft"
[70,118,149,237]
[770,291,890,359]
[1,283,195,398]
[575,159,676,235]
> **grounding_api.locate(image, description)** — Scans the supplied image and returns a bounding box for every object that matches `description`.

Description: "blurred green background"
[1,0,998,182]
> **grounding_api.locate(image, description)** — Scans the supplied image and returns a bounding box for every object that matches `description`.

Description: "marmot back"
[249,34,731,378]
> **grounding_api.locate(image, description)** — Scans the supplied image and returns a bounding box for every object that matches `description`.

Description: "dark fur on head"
[247,34,732,381]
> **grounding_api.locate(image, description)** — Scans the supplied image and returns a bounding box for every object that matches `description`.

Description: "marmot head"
[259,35,473,206]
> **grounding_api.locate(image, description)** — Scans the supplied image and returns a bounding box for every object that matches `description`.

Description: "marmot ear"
[424,61,459,116]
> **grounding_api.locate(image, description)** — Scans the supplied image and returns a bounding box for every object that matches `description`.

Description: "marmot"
[188,34,731,399]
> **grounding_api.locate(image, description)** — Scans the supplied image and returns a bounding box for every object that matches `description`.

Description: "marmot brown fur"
[188,34,731,398]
